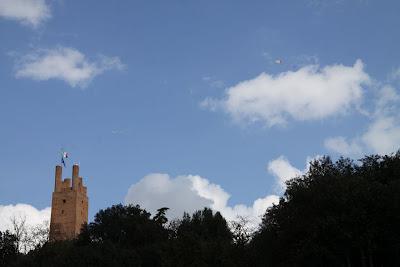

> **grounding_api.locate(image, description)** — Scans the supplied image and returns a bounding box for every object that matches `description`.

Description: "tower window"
[63,199,66,203]
[61,210,64,214]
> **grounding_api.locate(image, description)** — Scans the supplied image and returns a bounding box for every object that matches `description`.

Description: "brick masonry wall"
[49,165,88,241]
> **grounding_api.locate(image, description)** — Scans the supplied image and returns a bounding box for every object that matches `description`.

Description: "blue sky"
[1,0,400,227]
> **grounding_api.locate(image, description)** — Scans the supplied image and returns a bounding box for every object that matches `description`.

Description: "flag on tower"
[60,150,69,167]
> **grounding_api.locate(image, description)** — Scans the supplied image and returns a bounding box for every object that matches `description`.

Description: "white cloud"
[202,60,370,127]
[125,173,279,227]
[363,86,400,154]
[374,86,400,115]
[267,156,302,190]
[325,118,400,156]
[0,204,50,233]
[125,174,213,220]
[361,117,400,155]
[267,155,323,191]
[324,136,363,157]
[0,0,50,27]
[15,47,124,88]
[325,86,400,156]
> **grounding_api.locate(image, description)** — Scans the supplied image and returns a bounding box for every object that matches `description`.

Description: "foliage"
[250,153,400,266]
[165,208,234,266]
[0,230,18,266]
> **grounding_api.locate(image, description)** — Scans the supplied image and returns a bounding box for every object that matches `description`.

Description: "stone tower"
[49,164,88,241]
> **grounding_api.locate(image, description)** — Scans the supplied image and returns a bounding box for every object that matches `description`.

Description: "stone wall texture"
[49,164,88,241]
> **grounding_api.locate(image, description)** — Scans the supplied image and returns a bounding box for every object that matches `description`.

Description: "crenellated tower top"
[54,164,87,194]
[49,164,88,241]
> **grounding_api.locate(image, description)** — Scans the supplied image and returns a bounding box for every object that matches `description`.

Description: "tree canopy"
[250,154,400,266]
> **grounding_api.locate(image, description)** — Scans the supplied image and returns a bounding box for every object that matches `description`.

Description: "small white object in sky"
[275,59,283,64]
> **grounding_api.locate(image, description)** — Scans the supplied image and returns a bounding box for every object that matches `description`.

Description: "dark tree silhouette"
[153,207,169,226]
[250,153,400,267]
[167,208,235,266]
[0,231,18,266]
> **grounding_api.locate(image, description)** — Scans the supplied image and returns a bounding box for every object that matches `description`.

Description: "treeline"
[1,153,400,266]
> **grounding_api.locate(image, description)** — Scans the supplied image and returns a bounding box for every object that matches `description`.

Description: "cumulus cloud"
[125,173,279,227]
[15,47,124,88]
[325,86,400,156]
[267,156,302,190]
[324,136,363,157]
[361,116,400,155]
[0,0,50,27]
[267,155,323,191]
[202,60,370,127]
[0,204,50,232]
[327,120,400,156]
[125,174,213,220]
